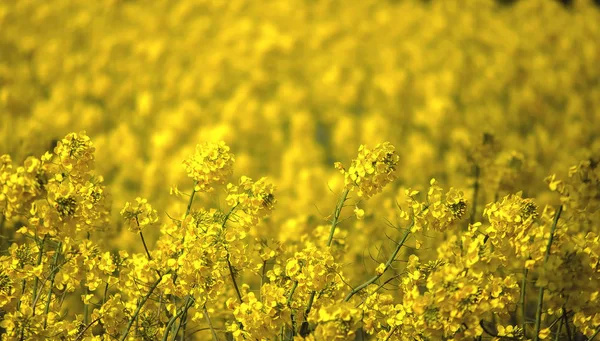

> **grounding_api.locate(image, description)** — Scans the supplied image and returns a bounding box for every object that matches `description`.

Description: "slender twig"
[383,326,398,341]
[533,206,562,341]
[521,265,529,337]
[119,275,163,341]
[203,305,219,341]
[299,293,316,337]
[259,259,267,300]
[300,189,349,336]
[102,282,109,306]
[161,296,194,341]
[184,327,226,339]
[168,181,200,337]
[75,317,102,341]
[18,278,26,340]
[554,313,563,341]
[84,232,91,325]
[355,274,401,308]
[31,255,70,310]
[286,281,299,339]
[17,273,26,313]
[327,189,350,246]
[469,164,480,225]
[179,310,188,341]
[172,182,198,281]
[139,230,153,261]
[554,306,570,341]
[138,230,163,280]
[83,286,90,326]
[31,235,47,314]
[562,310,572,341]
[480,320,521,340]
[589,326,600,341]
[546,312,568,331]
[344,208,425,302]
[43,242,62,329]
[227,255,243,303]
[170,204,240,338]
[223,205,243,303]
[185,181,198,218]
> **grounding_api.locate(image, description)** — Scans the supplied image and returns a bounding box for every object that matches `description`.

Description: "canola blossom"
[1,0,600,340]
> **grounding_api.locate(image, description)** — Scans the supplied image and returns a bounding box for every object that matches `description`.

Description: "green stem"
[102,282,109,306]
[83,286,89,326]
[17,279,26,311]
[326,189,350,247]
[554,317,563,341]
[227,255,243,303]
[356,274,401,308]
[384,326,398,341]
[259,259,267,300]
[521,265,529,337]
[169,204,240,338]
[161,296,194,341]
[222,205,242,303]
[300,189,349,336]
[287,281,299,339]
[179,310,187,341]
[203,305,219,341]
[185,181,198,218]
[120,275,163,341]
[31,235,47,314]
[533,205,562,341]
[589,326,600,341]
[139,231,153,261]
[139,230,163,279]
[75,317,101,341]
[469,165,480,225]
[562,311,572,341]
[344,214,418,302]
[299,293,316,337]
[170,182,199,313]
[83,232,91,325]
[43,242,62,329]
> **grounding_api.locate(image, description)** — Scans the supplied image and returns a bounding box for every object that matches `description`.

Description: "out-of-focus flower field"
[1,0,599,340]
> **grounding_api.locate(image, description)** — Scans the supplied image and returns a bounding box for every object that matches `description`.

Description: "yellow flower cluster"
[312,302,361,341]
[283,244,339,293]
[226,176,276,228]
[335,142,399,199]
[120,197,158,232]
[183,141,235,192]
[226,286,288,340]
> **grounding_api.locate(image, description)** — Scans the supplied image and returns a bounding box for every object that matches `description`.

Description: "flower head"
[53,131,95,178]
[335,142,399,199]
[120,197,158,232]
[183,141,235,192]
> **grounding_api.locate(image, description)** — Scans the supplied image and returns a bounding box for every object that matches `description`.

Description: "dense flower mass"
[1,0,600,340]
[1,134,600,341]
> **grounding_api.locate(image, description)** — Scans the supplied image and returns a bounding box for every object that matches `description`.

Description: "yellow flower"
[120,197,158,232]
[336,142,399,199]
[183,141,235,192]
[354,206,365,220]
[538,327,551,339]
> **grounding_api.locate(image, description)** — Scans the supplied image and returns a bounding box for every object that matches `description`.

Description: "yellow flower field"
[1,0,599,340]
